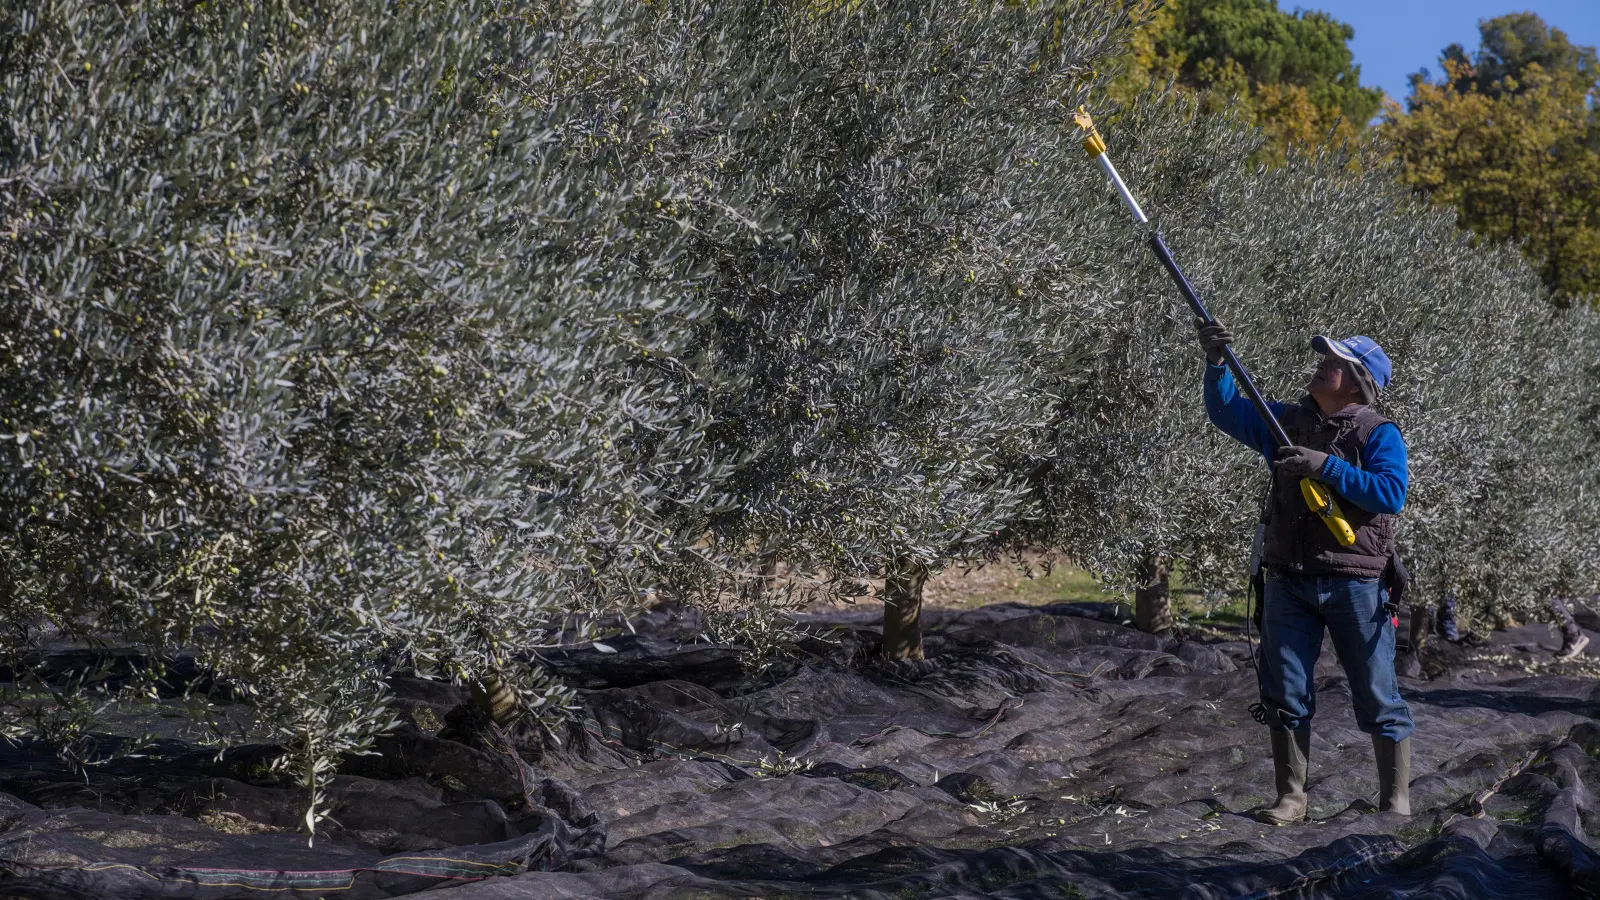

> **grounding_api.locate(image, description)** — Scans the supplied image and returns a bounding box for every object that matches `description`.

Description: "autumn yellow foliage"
[1381,58,1600,306]
[1109,0,1380,166]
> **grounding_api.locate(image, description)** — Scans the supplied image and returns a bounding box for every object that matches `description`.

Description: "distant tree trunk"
[1408,602,1433,652]
[1549,596,1583,649]
[882,558,928,661]
[472,668,520,727]
[743,552,779,603]
[1134,552,1172,634]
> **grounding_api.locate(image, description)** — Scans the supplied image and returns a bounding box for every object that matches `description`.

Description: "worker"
[1198,320,1414,824]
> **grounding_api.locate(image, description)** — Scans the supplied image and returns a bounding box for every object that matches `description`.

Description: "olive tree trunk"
[1134,552,1173,634]
[1408,602,1434,652]
[471,669,521,727]
[882,558,929,661]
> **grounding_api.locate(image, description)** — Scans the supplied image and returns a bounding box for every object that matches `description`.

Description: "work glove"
[1194,317,1234,365]
[1275,445,1330,480]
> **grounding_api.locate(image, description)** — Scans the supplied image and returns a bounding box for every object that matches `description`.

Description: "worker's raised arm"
[1204,363,1283,463]
[1197,319,1281,462]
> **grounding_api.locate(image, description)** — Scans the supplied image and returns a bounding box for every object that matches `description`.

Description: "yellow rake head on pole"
[1072,106,1107,157]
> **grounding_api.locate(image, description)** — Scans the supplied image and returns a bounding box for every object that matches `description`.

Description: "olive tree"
[1443,306,1600,629]
[603,0,1133,659]
[0,0,732,827]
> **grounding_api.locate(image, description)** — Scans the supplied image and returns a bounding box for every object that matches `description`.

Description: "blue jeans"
[1259,571,1414,741]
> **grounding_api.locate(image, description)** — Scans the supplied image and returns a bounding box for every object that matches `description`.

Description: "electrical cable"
[1245,572,1270,726]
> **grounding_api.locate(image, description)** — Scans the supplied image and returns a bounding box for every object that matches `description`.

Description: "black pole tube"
[1147,233,1292,450]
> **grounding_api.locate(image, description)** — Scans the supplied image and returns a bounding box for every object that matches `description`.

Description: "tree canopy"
[1437,10,1600,98]
[1114,0,1382,164]
[1383,13,1600,307]
[0,0,730,827]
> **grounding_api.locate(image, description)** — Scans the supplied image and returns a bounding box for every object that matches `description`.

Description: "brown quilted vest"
[1264,398,1397,578]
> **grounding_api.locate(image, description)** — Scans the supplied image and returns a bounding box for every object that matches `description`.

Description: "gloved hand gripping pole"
[1073,108,1356,547]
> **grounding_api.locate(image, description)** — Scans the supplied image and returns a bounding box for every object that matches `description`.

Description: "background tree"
[1112,0,1382,165]
[1439,11,1600,98]
[1383,14,1600,307]
[1443,304,1600,630]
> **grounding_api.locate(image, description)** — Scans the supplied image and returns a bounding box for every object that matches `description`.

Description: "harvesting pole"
[1072,108,1356,547]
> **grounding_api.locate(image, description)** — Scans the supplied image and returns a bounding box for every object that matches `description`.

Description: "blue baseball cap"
[1311,334,1392,389]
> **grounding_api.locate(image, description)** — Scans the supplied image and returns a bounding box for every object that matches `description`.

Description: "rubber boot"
[1373,735,1411,815]
[1254,726,1310,825]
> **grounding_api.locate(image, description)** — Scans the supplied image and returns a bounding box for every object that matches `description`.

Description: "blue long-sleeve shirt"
[1204,363,1408,515]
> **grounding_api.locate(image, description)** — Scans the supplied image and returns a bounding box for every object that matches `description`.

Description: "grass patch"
[927,560,1256,638]
[1175,591,1254,634]
[1391,819,1445,847]
[925,562,1116,611]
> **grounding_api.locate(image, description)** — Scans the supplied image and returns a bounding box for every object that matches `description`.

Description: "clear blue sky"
[1305,1,1600,104]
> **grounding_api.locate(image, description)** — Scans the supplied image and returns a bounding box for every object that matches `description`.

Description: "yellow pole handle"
[1299,478,1357,546]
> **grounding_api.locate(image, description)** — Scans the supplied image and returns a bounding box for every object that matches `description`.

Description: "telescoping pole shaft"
[1073,107,1356,547]
[1078,115,1291,450]
[1144,235,1292,450]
